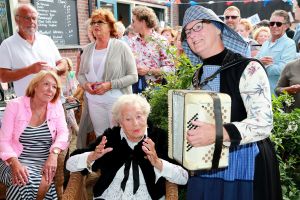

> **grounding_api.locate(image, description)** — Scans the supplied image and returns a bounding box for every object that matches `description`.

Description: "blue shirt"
[256,34,296,95]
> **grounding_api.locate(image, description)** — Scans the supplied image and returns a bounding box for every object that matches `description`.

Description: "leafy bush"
[143,53,201,131]
[271,93,300,200]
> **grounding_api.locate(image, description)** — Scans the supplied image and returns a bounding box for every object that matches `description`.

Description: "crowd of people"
[0,1,300,199]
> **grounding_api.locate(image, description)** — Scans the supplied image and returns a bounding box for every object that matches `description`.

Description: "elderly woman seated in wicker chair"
[66,94,188,200]
[0,70,69,200]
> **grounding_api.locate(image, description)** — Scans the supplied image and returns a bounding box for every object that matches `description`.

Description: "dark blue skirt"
[187,177,253,200]
[186,138,282,200]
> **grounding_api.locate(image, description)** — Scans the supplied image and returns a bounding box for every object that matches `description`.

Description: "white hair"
[112,94,151,123]
[14,3,38,17]
[115,21,126,37]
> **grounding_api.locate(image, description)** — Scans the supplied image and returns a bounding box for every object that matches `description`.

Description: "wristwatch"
[52,148,60,155]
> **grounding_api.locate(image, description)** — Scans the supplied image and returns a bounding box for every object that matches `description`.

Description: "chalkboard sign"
[33,0,79,46]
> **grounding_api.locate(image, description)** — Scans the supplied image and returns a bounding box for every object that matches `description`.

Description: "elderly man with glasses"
[256,10,296,95]
[0,3,67,97]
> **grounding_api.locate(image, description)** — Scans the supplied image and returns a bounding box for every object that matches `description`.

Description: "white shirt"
[66,129,188,200]
[0,32,61,96]
[85,39,123,104]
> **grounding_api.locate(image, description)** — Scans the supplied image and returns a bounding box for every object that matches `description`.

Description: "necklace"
[33,109,46,121]
[34,110,43,119]
[30,99,47,120]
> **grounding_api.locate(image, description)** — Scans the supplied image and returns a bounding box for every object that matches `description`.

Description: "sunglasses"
[90,20,107,26]
[269,21,286,27]
[225,16,239,20]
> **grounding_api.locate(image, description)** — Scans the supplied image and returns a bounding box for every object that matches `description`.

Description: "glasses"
[184,20,210,39]
[16,15,37,22]
[90,20,107,26]
[269,21,286,27]
[225,16,239,20]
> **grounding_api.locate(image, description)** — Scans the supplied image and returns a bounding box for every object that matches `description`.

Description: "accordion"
[168,90,231,171]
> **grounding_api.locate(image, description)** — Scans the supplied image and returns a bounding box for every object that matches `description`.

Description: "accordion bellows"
[168,90,231,171]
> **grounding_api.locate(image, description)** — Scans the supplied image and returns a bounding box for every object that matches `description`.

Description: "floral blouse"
[128,31,174,82]
[233,61,273,145]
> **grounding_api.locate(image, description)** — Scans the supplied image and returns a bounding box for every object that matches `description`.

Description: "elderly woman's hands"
[87,136,113,164]
[9,158,29,186]
[142,138,163,171]
[42,154,58,184]
[186,121,230,147]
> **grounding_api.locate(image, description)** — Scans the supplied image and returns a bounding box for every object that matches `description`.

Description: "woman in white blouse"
[66,94,188,200]
[77,8,138,137]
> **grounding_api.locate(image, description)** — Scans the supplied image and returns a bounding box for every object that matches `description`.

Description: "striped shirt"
[19,121,52,166]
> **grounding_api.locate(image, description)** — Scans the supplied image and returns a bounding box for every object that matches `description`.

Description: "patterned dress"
[0,121,57,200]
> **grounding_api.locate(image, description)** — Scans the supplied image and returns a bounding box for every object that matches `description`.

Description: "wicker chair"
[62,171,178,200]
[0,149,67,200]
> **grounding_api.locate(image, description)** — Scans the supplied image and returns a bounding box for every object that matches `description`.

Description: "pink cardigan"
[0,96,69,161]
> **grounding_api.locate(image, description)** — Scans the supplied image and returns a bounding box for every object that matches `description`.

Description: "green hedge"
[271,93,300,200]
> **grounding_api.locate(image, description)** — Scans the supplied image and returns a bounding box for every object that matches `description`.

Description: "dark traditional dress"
[187,49,282,200]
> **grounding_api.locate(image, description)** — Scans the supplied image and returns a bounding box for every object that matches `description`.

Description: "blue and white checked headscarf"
[181,5,249,65]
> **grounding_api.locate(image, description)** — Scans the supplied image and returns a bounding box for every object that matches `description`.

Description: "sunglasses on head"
[269,21,286,27]
[225,16,239,20]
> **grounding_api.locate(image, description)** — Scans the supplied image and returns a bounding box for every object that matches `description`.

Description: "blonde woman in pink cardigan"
[0,70,69,200]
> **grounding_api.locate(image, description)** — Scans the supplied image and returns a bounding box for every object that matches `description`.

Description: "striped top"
[18,121,52,167]
[199,64,259,181]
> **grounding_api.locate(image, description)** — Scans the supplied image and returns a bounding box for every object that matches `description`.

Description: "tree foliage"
[143,52,201,131]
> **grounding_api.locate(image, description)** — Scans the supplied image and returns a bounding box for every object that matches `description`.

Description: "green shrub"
[143,53,201,131]
[271,93,300,200]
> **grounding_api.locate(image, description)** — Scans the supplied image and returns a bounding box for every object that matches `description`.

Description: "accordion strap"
[209,93,223,170]
[198,57,263,88]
